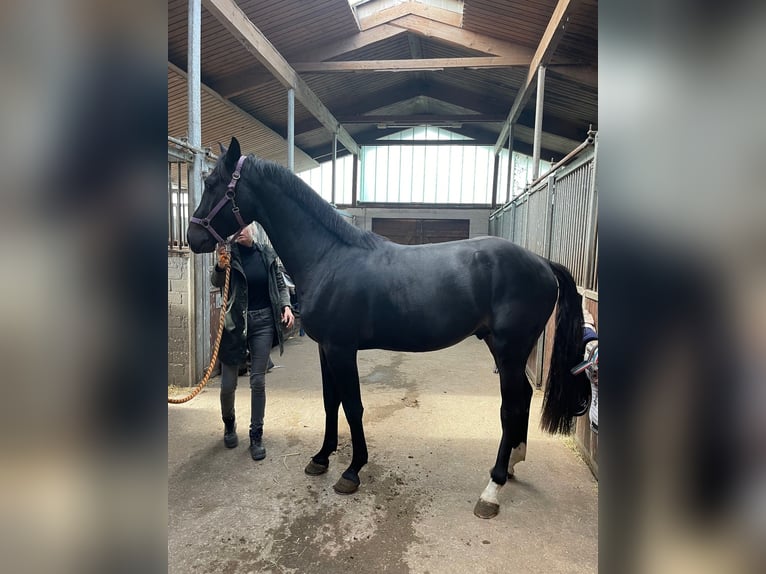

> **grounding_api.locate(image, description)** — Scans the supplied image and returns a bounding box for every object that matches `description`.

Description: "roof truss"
[202,0,359,154]
[358,2,462,30]
[494,0,583,153]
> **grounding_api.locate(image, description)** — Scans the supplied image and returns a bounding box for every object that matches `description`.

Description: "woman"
[211,223,295,460]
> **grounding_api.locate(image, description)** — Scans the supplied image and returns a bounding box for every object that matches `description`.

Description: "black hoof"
[333,476,359,495]
[473,499,500,519]
[304,460,329,476]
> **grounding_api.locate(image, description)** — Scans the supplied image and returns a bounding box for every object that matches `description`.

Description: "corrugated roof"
[168,0,597,166]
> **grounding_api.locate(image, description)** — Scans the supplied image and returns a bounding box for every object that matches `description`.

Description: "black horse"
[187,137,590,519]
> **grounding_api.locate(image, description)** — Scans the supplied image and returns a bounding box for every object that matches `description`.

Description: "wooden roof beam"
[358,2,462,31]
[293,56,530,73]
[295,23,406,63]
[388,14,534,60]
[419,81,589,142]
[210,16,588,100]
[336,114,506,125]
[202,0,359,155]
[494,0,582,153]
[213,24,407,99]
[293,82,428,135]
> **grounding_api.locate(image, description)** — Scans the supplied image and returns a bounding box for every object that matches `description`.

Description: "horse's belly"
[358,332,472,353]
[358,312,482,352]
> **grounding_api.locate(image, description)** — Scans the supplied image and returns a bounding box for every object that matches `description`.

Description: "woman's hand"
[216,244,230,269]
[281,306,295,329]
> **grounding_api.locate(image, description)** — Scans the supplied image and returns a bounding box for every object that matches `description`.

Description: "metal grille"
[512,199,527,245]
[550,158,593,287]
[488,141,598,291]
[525,179,551,256]
[168,160,190,250]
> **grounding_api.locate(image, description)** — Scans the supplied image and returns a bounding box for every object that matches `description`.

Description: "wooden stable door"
[371,218,469,245]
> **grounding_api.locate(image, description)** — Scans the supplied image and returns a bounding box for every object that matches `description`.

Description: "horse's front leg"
[474,357,533,519]
[305,347,341,476]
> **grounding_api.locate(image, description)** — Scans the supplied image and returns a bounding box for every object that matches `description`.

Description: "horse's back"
[301,235,557,351]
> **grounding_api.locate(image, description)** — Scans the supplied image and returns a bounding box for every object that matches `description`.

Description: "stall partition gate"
[489,137,598,388]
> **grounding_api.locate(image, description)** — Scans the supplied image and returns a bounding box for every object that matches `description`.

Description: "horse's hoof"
[333,476,359,495]
[304,460,329,476]
[474,499,500,519]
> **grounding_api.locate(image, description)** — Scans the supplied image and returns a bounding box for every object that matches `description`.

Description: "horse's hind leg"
[483,333,530,477]
[475,334,535,519]
[305,347,341,476]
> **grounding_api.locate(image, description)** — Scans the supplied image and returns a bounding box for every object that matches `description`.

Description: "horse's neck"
[251,177,335,287]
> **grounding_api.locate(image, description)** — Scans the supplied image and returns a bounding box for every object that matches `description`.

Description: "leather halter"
[189,155,248,244]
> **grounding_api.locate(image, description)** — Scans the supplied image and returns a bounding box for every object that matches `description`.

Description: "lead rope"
[168,257,231,404]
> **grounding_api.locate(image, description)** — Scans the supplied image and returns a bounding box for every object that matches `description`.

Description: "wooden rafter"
[293,56,530,73]
[388,14,534,60]
[358,2,462,31]
[210,9,587,100]
[419,82,587,142]
[202,0,359,154]
[292,82,427,135]
[297,24,405,63]
[494,0,582,153]
[212,25,406,98]
[335,114,506,124]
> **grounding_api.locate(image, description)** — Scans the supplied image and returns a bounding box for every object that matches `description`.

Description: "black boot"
[249,429,266,461]
[222,416,238,448]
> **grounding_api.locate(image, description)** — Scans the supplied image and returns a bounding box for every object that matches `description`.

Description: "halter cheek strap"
[190,155,249,244]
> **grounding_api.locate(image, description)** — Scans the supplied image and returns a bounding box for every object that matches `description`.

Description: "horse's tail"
[540,261,590,435]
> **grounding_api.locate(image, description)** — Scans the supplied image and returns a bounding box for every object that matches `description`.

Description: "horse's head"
[187,137,249,253]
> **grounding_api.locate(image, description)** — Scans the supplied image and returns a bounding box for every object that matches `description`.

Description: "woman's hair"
[229,222,257,242]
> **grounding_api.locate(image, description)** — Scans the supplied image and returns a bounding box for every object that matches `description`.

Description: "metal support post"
[351,153,359,206]
[532,65,546,181]
[506,126,514,203]
[583,130,599,289]
[331,133,338,205]
[287,88,295,171]
[187,0,210,384]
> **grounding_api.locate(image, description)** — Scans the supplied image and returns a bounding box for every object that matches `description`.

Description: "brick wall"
[168,252,191,387]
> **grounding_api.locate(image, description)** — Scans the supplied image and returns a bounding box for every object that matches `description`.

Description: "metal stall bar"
[168,162,173,246]
[506,127,514,203]
[177,163,184,248]
[532,65,546,180]
[187,0,210,383]
[583,133,599,290]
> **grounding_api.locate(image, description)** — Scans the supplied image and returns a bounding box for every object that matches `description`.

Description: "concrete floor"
[169,335,598,574]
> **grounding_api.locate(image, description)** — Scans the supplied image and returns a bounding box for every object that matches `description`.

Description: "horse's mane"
[249,156,386,250]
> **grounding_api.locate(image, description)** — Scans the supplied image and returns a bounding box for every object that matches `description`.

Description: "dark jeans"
[220,307,275,436]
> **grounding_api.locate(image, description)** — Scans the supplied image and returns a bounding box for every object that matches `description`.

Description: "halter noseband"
[190,155,249,245]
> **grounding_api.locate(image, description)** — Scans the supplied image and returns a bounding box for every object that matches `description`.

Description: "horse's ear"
[218,142,227,154]
[224,137,241,170]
